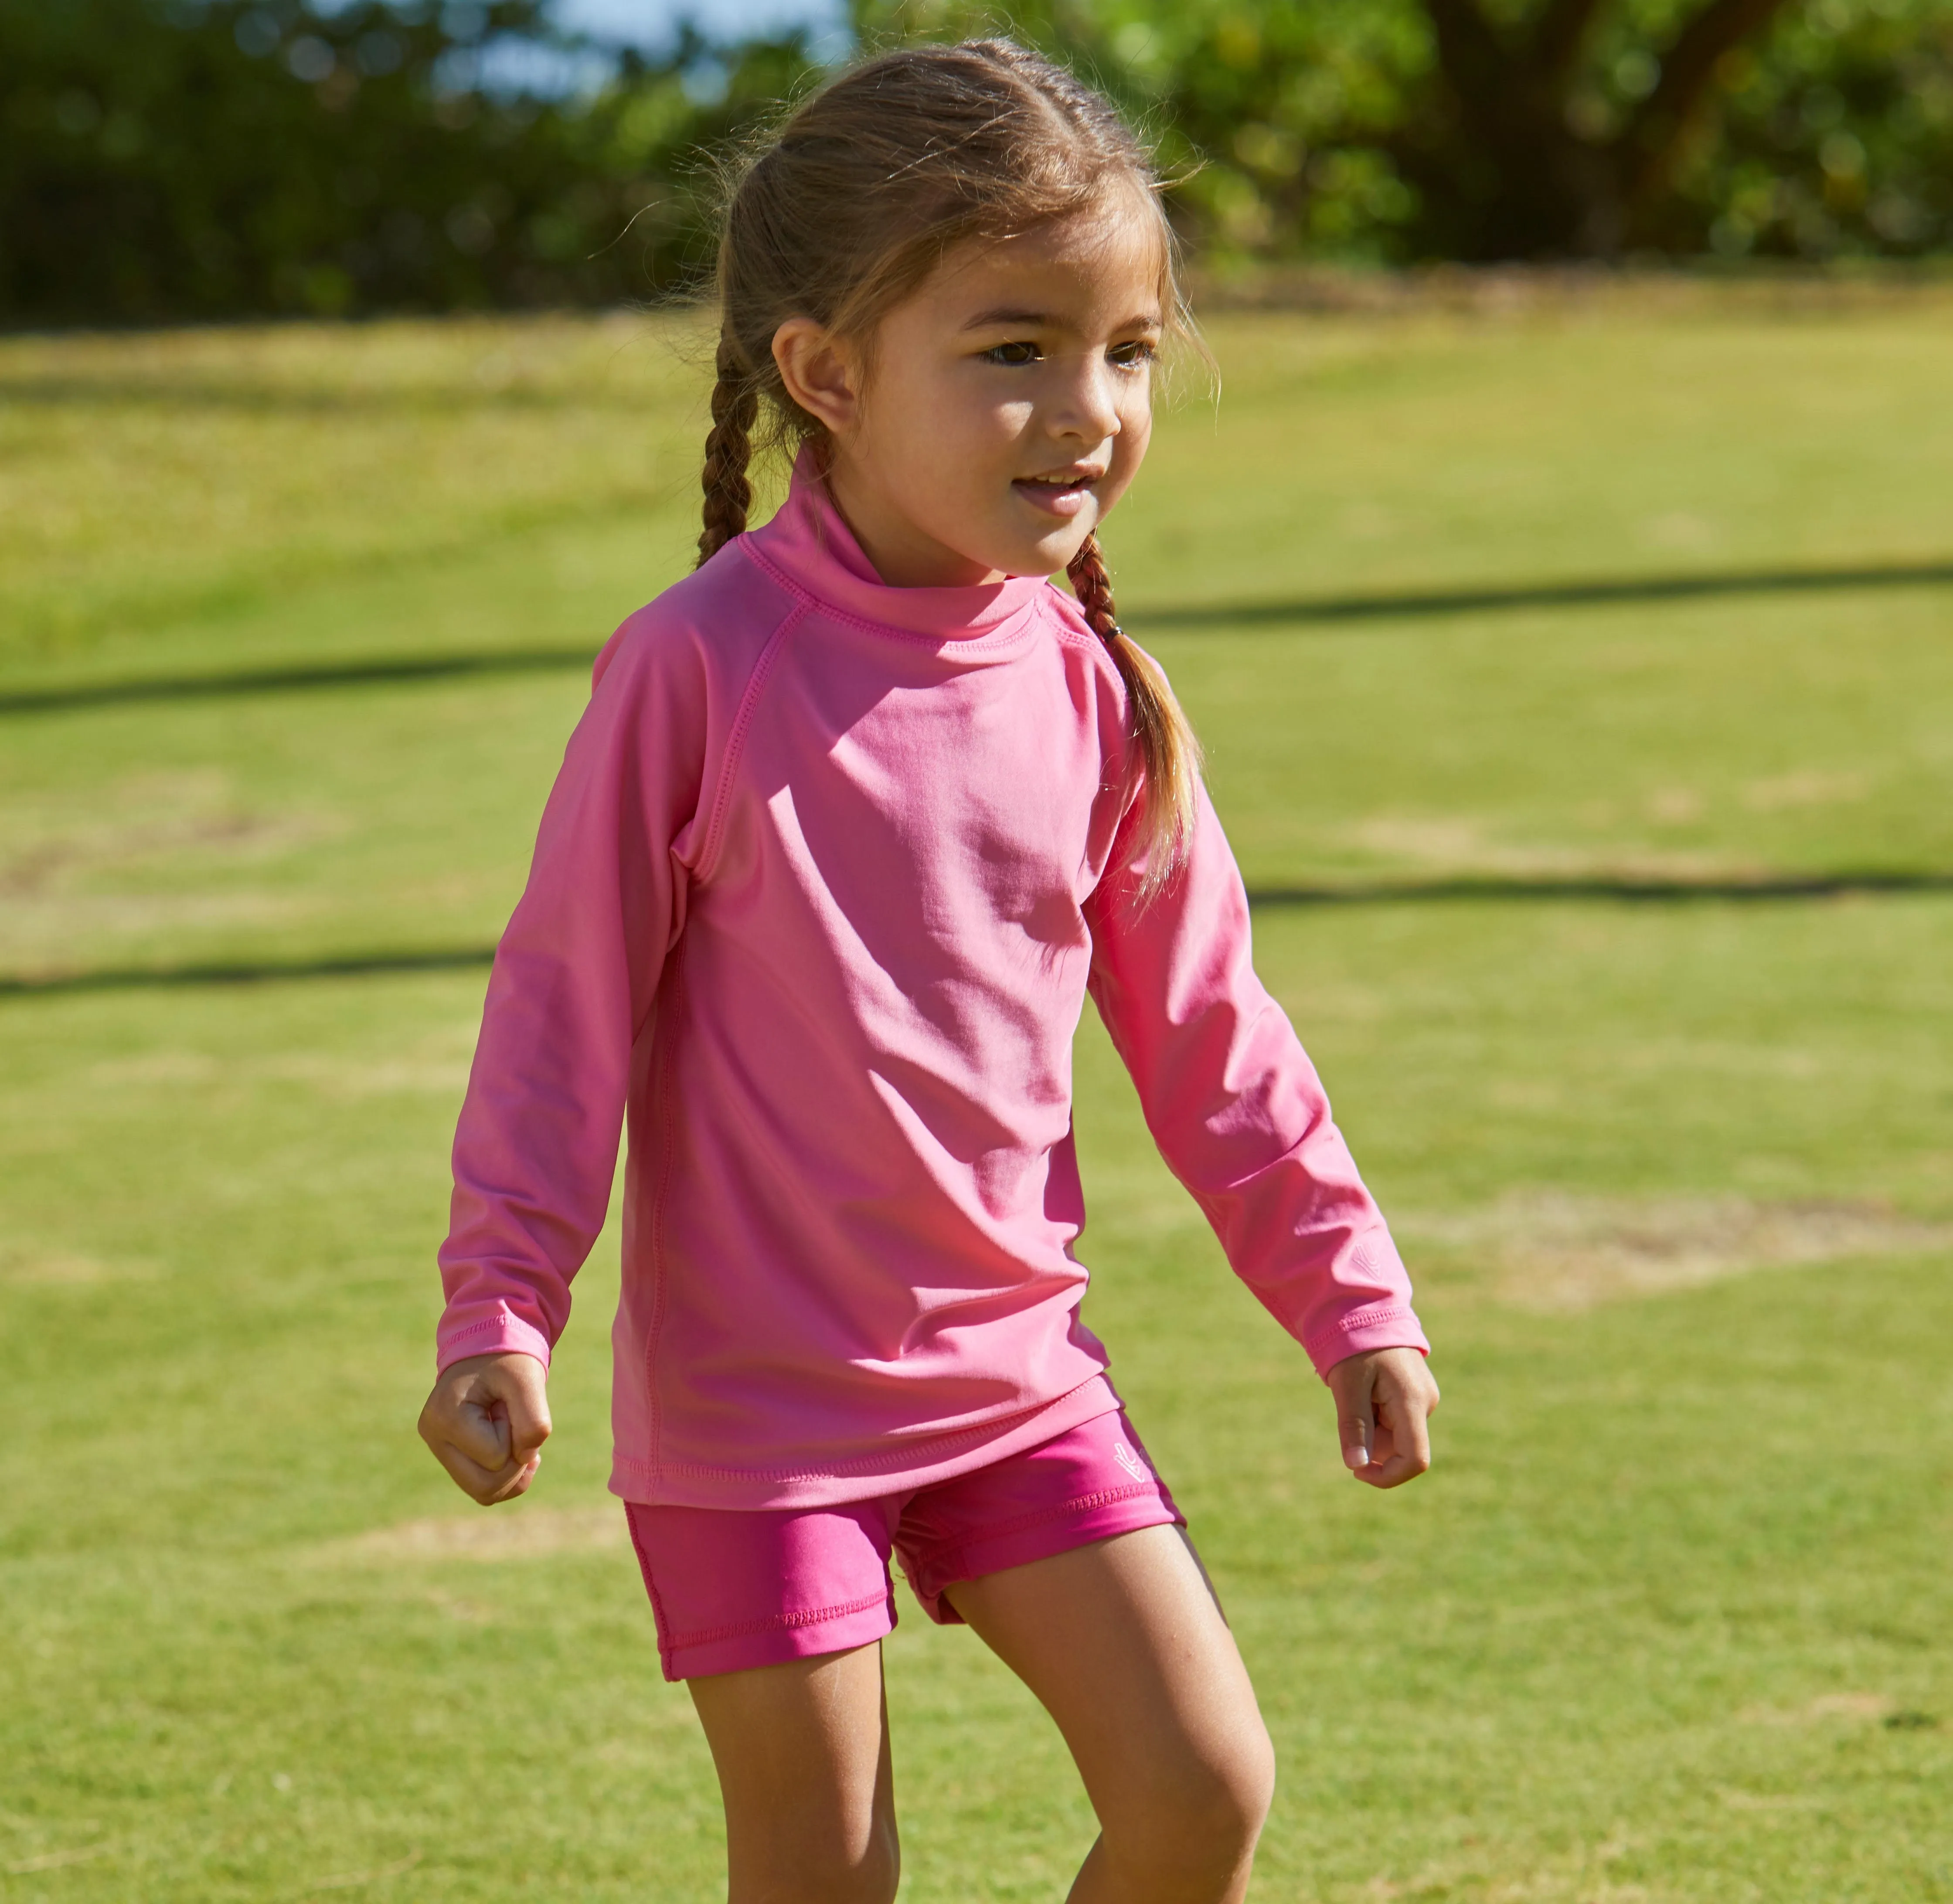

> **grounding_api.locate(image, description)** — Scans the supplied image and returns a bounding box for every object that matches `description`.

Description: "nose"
[1051,350,1122,446]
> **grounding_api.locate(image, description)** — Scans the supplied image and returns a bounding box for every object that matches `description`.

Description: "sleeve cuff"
[435,1305,554,1375]
[1300,1302,1431,1381]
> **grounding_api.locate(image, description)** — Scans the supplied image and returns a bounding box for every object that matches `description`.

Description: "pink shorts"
[625,1408,1182,1680]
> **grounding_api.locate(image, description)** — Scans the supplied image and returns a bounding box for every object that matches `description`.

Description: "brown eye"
[984,341,1041,366]
[1109,340,1157,369]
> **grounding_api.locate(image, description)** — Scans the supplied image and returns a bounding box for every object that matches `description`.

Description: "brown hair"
[696,37,1204,888]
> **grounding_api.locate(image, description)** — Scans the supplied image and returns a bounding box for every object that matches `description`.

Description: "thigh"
[944,1524,1274,1875]
[689,1644,899,1904]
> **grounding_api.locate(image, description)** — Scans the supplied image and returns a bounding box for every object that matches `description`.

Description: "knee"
[863,1822,901,1904]
[1187,1717,1277,1859]
[1110,1714,1276,1877]
[842,1823,900,1904]
[730,1817,898,1904]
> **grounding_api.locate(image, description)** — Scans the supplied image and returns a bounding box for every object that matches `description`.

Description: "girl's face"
[772,193,1165,589]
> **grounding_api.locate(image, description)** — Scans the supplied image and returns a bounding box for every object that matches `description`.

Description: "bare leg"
[687,1642,898,1904]
[945,1524,1275,1904]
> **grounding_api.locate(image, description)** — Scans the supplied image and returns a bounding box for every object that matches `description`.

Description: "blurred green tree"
[0,0,814,322]
[857,0,1953,261]
[1,0,1946,323]
[1678,0,1953,258]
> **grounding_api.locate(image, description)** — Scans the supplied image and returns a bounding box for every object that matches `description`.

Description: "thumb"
[1338,1373,1376,1473]
[493,1359,553,1466]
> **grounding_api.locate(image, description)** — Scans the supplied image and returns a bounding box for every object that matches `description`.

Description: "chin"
[1000,523,1086,576]
[1043,527,1095,575]
[990,501,1100,578]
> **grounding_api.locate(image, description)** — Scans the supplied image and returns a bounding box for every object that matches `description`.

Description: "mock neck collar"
[743,447,1051,642]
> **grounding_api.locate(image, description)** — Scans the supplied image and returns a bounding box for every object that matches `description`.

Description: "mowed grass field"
[3,289,1952,1901]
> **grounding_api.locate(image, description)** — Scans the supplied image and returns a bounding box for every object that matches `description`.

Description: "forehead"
[924,191,1168,327]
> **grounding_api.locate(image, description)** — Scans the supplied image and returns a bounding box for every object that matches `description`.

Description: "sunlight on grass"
[2,291,1950,1900]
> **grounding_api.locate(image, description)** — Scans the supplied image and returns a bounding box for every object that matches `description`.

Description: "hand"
[417,1352,552,1505]
[1326,1346,1439,1489]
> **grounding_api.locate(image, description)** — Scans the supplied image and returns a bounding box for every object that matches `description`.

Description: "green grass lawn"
[3,289,1951,1901]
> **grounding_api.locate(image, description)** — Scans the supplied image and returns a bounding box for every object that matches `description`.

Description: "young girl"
[418,40,1437,1903]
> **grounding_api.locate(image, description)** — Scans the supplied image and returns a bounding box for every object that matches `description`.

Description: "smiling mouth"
[1012,468,1103,517]
[1014,469,1100,494]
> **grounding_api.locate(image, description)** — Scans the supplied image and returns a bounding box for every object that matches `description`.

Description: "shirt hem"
[609,1373,1124,1510]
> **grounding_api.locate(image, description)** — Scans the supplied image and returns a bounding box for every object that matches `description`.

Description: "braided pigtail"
[698,330,759,568]
[1068,532,1204,896]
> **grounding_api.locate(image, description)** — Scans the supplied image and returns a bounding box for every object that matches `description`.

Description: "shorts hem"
[657,1589,897,1682]
[627,1502,901,1682]
[909,1484,1184,1625]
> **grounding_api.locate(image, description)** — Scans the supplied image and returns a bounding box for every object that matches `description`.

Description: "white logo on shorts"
[1113,1440,1150,1483]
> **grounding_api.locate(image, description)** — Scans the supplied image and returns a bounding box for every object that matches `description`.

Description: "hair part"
[696,37,1204,891]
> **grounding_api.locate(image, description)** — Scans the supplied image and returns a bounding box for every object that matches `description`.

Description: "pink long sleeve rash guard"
[437,458,1429,1510]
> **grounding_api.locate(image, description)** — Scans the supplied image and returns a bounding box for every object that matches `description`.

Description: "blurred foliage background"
[2,0,1950,324]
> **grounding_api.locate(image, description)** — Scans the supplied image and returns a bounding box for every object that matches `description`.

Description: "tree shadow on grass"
[6,870,1949,999]
[3,557,1947,717]
[0,946,498,999]
[0,374,592,415]
[0,648,598,716]
[1247,870,1953,906]
[1130,558,1953,631]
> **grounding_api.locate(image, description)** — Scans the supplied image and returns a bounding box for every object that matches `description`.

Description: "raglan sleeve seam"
[691,582,810,887]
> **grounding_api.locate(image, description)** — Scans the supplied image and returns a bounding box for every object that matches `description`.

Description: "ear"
[772,318,862,437]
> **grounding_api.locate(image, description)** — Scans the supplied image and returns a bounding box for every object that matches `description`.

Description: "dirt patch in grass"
[1740,1691,1895,1726]
[1342,814,1764,884]
[0,1241,156,1286]
[1403,1193,1953,1311]
[325,1503,628,1564]
[0,772,338,897]
[88,1040,474,1101]
[0,813,305,896]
